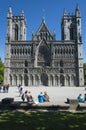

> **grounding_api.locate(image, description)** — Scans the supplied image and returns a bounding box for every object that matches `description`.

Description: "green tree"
[0,58,4,83]
[84,63,86,86]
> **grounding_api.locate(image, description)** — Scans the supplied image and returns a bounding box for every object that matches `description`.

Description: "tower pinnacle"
[42,17,45,23]
[7,7,12,17]
[75,4,80,17]
[21,10,24,17]
[63,8,66,16]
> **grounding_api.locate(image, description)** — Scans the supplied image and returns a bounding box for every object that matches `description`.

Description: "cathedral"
[4,5,84,87]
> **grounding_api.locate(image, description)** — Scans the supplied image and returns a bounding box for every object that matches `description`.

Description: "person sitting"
[38,92,45,103]
[77,94,84,102]
[84,93,86,102]
[44,91,50,102]
[26,91,34,103]
[21,90,28,102]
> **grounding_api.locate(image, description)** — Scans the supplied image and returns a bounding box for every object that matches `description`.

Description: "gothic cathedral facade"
[4,5,84,87]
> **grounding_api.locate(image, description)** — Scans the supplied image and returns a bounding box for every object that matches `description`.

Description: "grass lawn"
[0,111,86,130]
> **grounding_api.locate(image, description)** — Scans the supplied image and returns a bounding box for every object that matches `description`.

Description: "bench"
[67,98,79,110]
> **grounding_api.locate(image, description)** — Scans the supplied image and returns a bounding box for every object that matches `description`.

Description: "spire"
[63,8,66,16]
[42,17,45,24]
[76,4,79,11]
[75,4,80,17]
[9,7,12,13]
[42,9,46,23]
[32,29,34,40]
[32,29,34,35]
[53,29,56,40]
[53,29,56,35]
[7,7,12,17]
[21,10,24,17]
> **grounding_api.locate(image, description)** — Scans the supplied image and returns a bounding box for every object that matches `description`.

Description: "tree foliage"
[84,63,86,86]
[0,58,4,83]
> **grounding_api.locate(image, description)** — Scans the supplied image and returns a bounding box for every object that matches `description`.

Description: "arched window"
[58,49,60,54]
[70,27,74,40]
[25,49,27,54]
[55,48,57,54]
[60,69,64,73]
[72,49,74,54]
[66,48,68,54]
[69,48,71,54]
[24,69,28,74]
[11,49,13,54]
[63,49,65,54]
[78,20,80,26]
[17,49,19,54]
[20,48,22,54]
[15,49,16,54]
[15,24,18,40]
[24,28,26,34]
[60,48,62,54]
[46,33,47,40]
[25,60,28,67]
[60,60,63,67]
[40,33,42,39]
[23,48,24,54]
[28,48,30,54]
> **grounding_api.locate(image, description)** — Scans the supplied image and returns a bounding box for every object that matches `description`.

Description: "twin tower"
[6,5,81,43]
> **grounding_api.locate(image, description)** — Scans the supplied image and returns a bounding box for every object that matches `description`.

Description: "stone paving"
[0,86,86,106]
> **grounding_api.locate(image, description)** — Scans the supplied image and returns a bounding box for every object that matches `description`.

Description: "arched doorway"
[55,75,58,86]
[19,75,22,86]
[14,75,17,86]
[50,75,53,86]
[41,73,48,86]
[10,75,12,86]
[30,75,34,86]
[35,75,39,86]
[66,75,70,86]
[71,75,75,86]
[24,75,28,86]
[60,75,64,86]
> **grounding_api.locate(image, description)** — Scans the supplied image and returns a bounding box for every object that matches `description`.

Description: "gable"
[36,20,53,41]
[37,22,50,34]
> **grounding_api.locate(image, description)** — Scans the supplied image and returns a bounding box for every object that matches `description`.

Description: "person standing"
[19,87,23,97]
[0,83,2,92]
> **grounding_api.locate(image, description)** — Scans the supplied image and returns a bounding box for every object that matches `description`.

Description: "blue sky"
[0,0,86,62]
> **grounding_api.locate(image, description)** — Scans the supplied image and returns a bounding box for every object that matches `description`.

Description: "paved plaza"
[0,86,86,106]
